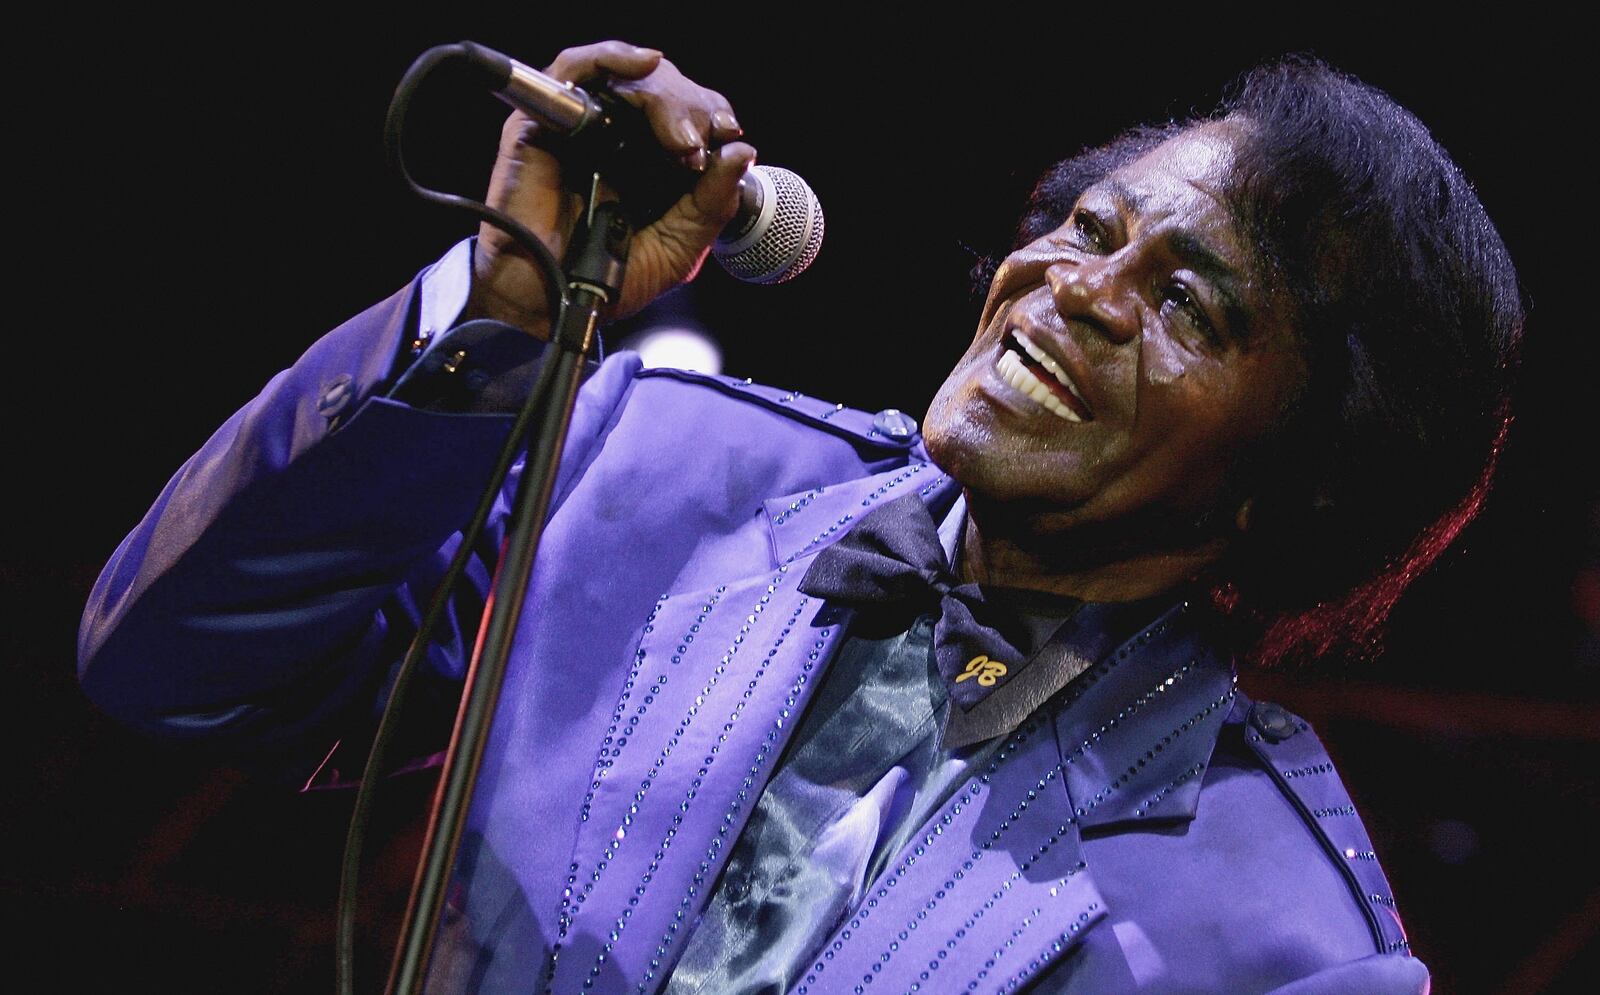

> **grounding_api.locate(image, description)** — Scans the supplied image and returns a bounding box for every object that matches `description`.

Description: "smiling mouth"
[994,331,1094,422]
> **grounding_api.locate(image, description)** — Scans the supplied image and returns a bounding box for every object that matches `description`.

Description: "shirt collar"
[936,491,967,569]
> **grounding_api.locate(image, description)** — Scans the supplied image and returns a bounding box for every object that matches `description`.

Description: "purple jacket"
[79,268,1428,994]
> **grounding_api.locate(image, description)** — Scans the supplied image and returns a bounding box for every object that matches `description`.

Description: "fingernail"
[718,147,755,178]
[678,120,704,151]
[633,46,661,57]
[686,147,709,173]
[712,110,742,136]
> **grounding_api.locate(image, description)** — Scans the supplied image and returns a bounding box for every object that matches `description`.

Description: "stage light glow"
[619,326,723,374]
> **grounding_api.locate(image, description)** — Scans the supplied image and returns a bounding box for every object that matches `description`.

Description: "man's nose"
[1044,259,1141,345]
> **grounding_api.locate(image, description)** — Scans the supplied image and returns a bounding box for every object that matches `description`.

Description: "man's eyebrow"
[1103,179,1147,215]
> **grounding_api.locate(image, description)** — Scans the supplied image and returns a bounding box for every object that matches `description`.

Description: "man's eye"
[1071,209,1109,251]
[1160,284,1218,342]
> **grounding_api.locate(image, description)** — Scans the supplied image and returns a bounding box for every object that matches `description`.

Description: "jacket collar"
[762,460,958,565]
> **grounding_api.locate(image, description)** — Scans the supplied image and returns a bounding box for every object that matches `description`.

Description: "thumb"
[612,142,757,319]
[659,142,758,245]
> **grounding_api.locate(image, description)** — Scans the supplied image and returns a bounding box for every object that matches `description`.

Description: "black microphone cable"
[336,42,576,995]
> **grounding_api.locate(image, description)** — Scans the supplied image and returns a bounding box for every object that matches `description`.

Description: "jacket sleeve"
[76,266,641,782]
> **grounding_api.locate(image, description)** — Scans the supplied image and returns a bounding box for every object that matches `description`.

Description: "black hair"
[975,56,1524,665]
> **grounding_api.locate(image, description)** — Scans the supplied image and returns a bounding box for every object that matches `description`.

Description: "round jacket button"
[318,374,355,417]
[872,408,918,439]
[1249,701,1300,742]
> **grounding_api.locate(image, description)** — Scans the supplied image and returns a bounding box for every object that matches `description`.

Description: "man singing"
[80,41,1520,993]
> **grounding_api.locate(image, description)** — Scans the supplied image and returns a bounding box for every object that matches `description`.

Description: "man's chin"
[925,421,1042,506]
[920,383,977,482]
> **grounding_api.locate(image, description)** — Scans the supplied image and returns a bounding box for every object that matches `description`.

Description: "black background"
[10,8,1596,993]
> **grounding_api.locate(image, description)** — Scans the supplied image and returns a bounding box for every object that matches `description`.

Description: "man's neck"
[955,500,1229,603]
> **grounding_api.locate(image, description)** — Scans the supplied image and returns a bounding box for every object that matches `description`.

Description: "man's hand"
[462,40,756,338]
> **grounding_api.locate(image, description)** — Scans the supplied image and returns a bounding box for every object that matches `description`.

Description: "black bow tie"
[797,493,1079,713]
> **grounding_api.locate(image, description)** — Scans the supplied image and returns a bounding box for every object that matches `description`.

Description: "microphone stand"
[385,188,633,995]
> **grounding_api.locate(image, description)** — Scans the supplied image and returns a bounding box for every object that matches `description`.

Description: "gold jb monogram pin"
[956,655,1008,687]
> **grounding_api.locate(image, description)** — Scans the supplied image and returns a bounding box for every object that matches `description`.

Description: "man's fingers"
[546,44,739,182]
[609,74,714,157]
[671,114,710,164]
[545,41,662,84]
[516,44,756,310]
[710,109,743,139]
[672,97,740,171]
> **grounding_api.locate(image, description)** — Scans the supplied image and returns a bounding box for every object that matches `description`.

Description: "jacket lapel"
[549,461,956,993]
[790,707,1106,995]
[799,602,1238,994]
[1050,601,1239,832]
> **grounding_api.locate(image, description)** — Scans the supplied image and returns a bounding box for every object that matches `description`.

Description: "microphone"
[460,42,823,284]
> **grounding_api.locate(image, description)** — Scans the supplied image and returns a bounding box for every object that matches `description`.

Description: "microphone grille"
[714,165,824,284]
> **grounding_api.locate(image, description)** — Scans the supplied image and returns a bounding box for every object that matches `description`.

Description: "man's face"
[924,122,1307,552]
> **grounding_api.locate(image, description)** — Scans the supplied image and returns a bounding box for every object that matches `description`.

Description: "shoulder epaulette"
[634,367,921,452]
[1229,695,1413,958]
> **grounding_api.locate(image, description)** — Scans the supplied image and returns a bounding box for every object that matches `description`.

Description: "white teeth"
[1012,331,1091,411]
[995,349,1082,422]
